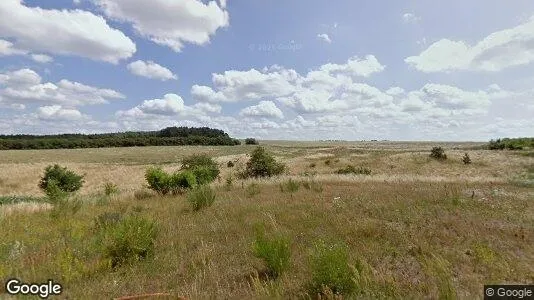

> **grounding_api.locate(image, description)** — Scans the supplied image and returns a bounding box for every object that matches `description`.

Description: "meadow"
[0,141,532,299]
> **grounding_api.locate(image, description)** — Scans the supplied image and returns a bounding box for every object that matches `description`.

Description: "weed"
[252,225,291,278]
[187,185,216,211]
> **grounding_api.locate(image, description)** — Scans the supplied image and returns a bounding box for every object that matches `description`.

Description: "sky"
[0,0,533,141]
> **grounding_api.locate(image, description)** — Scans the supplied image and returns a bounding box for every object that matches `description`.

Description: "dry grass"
[0,142,533,298]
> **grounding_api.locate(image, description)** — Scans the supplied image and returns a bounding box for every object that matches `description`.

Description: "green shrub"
[44,179,70,204]
[309,241,356,295]
[245,147,285,178]
[252,225,291,277]
[103,182,119,196]
[280,178,300,194]
[245,182,261,198]
[145,167,171,195]
[100,215,158,268]
[187,185,216,211]
[335,165,371,175]
[245,138,259,145]
[430,147,447,160]
[39,164,84,194]
[169,170,197,193]
[181,154,220,184]
[227,161,235,168]
[462,153,472,165]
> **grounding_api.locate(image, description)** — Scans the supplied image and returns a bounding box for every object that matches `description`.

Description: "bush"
[462,153,472,165]
[335,165,371,175]
[227,161,235,168]
[430,147,447,160]
[245,138,259,145]
[252,225,291,277]
[187,185,216,211]
[100,215,158,268]
[309,241,356,295]
[169,170,197,193]
[245,147,285,178]
[145,167,171,195]
[103,182,119,196]
[39,164,84,194]
[280,178,300,194]
[181,154,220,184]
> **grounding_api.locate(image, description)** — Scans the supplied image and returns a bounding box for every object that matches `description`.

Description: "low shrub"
[462,153,472,165]
[430,147,447,160]
[187,185,216,211]
[169,170,197,193]
[309,241,356,295]
[245,147,285,178]
[335,165,371,175]
[39,164,84,194]
[145,167,171,195]
[181,154,220,184]
[103,182,119,196]
[227,161,235,168]
[324,159,332,166]
[252,225,291,277]
[309,162,317,168]
[100,215,158,268]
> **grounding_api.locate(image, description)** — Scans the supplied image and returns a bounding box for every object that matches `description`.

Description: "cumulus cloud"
[0,0,136,63]
[31,54,53,63]
[240,101,284,119]
[127,60,177,81]
[37,105,86,121]
[116,93,221,119]
[0,68,125,107]
[319,55,386,77]
[405,16,534,72]
[0,39,26,56]
[317,33,332,43]
[95,0,229,52]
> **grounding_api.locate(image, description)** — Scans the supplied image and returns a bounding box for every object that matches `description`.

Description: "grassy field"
[0,141,533,299]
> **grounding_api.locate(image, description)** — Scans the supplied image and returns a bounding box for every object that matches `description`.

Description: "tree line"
[0,127,241,150]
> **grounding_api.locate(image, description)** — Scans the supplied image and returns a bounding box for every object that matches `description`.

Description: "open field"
[1,141,533,299]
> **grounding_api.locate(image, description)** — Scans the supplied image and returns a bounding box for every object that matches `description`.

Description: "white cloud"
[0,0,136,63]
[0,39,26,56]
[406,17,534,72]
[37,105,86,121]
[31,54,53,63]
[127,60,177,81]
[317,33,332,43]
[95,0,229,52]
[402,13,420,24]
[319,55,385,77]
[240,101,284,119]
[0,68,125,107]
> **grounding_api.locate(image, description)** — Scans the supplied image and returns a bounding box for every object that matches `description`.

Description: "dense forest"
[0,127,241,150]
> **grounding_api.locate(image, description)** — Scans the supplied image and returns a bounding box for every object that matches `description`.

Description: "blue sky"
[0,0,533,141]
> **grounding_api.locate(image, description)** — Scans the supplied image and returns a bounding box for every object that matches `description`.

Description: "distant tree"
[462,153,472,164]
[430,147,447,160]
[245,138,259,145]
[245,147,285,178]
